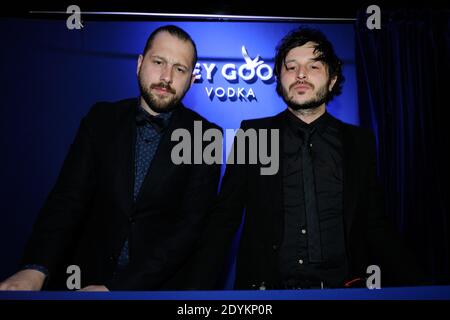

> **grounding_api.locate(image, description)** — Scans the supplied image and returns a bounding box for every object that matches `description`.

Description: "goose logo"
[193,46,274,102]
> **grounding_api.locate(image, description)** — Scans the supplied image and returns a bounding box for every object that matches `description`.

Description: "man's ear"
[137,54,143,76]
[329,75,337,92]
[189,72,196,87]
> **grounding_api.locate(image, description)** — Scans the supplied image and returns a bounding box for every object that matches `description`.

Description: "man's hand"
[0,269,46,291]
[78,285,109,292]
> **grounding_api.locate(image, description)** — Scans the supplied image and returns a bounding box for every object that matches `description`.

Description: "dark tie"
[136,108,168,133]
[301,128,323,263]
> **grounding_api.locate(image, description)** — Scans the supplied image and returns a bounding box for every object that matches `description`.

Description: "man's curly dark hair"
[274,27,344,104]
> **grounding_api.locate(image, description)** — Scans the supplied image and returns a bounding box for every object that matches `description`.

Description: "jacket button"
[272,245,278,251]
[128,217,135,223]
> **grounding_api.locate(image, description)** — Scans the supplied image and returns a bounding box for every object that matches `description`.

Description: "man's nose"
[160,65,173,84]
[296,66,307,80]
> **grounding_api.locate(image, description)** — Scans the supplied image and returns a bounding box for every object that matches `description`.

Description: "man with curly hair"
[187,27,422,290]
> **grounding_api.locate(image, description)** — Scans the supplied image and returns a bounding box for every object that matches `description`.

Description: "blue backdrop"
[0,18,357,282]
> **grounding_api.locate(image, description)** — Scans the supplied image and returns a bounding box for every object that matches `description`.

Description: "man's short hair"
[274,27,344,103]
[143,25,198,70]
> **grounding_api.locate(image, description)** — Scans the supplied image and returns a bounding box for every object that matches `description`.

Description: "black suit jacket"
[187,110,422,289]
[21,98,221,290]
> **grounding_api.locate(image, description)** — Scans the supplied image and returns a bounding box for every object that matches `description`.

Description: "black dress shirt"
[279,110,349,288]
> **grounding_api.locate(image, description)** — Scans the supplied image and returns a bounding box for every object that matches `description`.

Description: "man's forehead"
[284,42,321,61]
[147,32,194,66]
[286,42,320,58]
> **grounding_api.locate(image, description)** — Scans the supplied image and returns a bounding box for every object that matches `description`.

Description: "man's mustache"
[150,82,176,94]
[289,80,314,91]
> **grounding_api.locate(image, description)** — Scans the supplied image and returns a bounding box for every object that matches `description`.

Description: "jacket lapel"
[115,99,137,217]
[267,112,286,246]
[341,124,358,238]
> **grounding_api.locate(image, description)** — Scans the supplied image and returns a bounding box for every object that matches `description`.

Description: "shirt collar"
[136,104,172,132]
[284,109,333,136]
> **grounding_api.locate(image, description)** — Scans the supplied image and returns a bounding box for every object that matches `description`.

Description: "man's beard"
[282,80,330,111]
[138,74,186,114]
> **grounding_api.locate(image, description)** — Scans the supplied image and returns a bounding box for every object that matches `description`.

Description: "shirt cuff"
[22,264,49,277]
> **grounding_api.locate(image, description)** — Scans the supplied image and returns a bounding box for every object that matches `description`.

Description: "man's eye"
[176,67,186,73]
[153,60,162,65]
